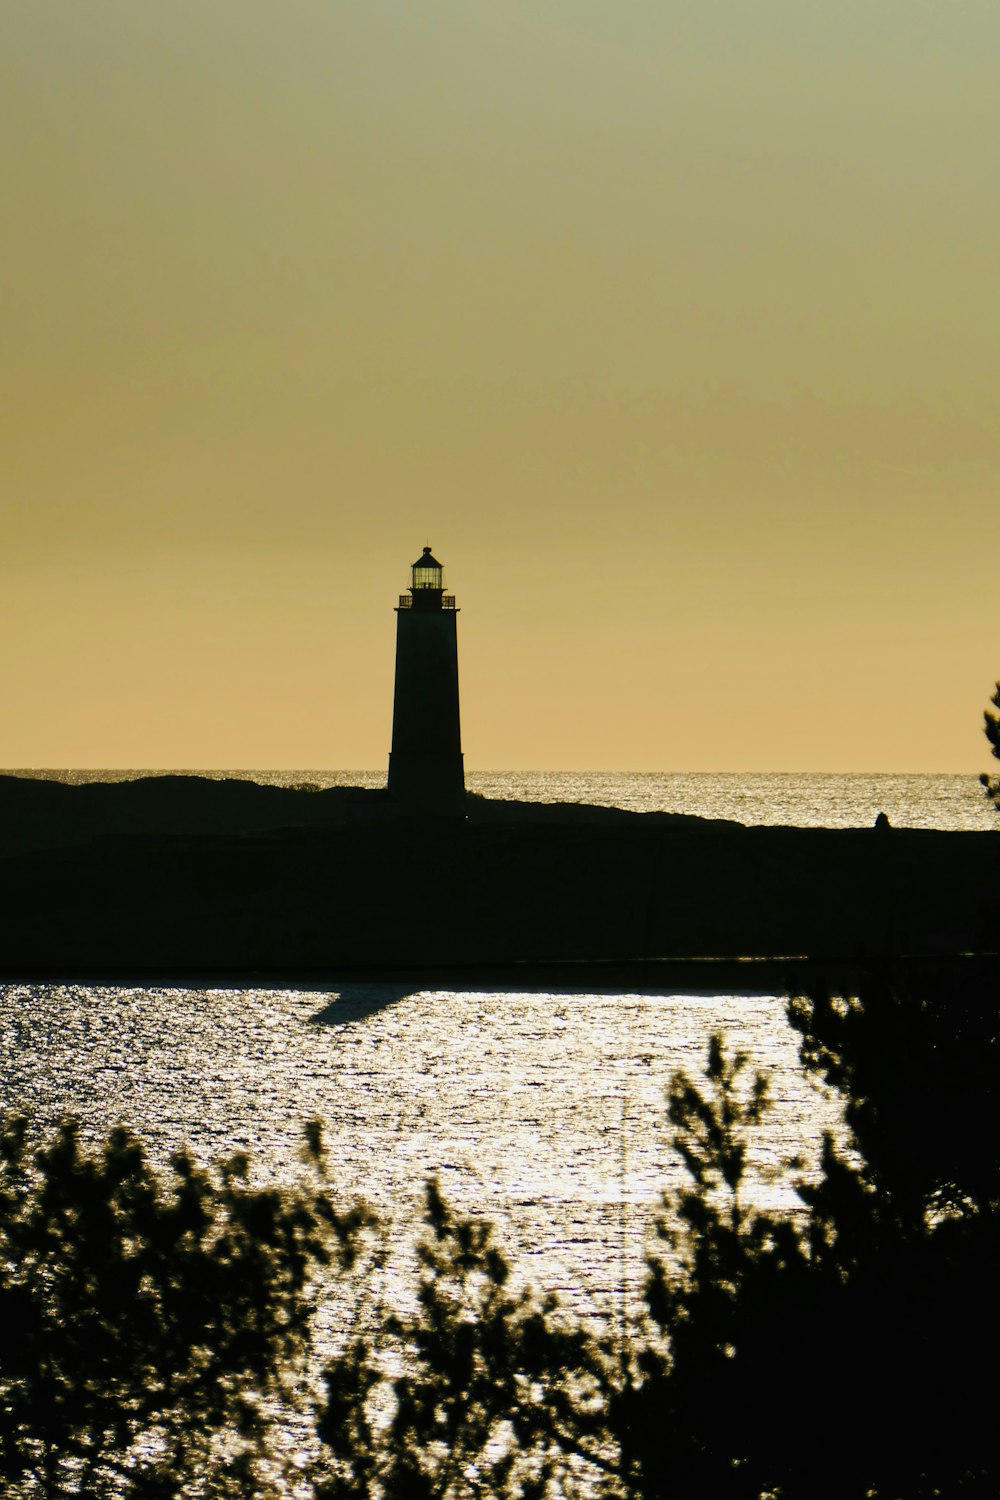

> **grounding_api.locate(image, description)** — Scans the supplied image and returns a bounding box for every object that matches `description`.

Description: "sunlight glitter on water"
[0,981,843,1321]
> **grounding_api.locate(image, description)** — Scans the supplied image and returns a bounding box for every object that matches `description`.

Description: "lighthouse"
[388,547,465,814]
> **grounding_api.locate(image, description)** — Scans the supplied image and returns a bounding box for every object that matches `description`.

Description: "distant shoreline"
[0,767,994,834]
[4,953,1000,995]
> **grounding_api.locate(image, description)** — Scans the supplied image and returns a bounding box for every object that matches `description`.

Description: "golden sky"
[2,1,998,771]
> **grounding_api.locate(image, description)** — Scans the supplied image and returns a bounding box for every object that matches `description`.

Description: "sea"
[1,770,994,1326]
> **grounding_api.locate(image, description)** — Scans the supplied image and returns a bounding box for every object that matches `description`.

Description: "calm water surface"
[1,980,841,1321]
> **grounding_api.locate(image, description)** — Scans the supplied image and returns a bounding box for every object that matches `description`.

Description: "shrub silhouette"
[314,1176,616,1500]
[627,1009,1000,1500]
[981,679,1000,811]
[0,1115,375,1499]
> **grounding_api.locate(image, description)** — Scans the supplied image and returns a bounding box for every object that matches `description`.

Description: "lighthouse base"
[388,752,466,818]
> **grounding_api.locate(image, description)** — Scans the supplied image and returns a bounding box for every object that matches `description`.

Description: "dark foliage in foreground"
[314,1178,614,1500]
[625,973,1000,1500]
[0,1118,375,1499]
[982,680,1000,810]
[4,962,998,1500]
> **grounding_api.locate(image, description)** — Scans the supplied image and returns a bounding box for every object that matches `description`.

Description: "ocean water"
[0,770,992,1324]
[0,981,841,1325]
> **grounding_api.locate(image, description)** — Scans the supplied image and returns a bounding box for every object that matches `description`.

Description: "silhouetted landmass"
[0,773,398,856]
[0,774,995,975]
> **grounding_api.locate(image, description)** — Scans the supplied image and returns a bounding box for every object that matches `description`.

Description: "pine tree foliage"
[629,1036,809,1500]
[781,971,1000,1498]
[0,1116,375,1500]
[314,1176,617,1500]
[617,1011,1000,1499]
[980,679,1000,809]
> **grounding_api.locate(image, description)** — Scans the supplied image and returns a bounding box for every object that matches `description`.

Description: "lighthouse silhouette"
[388,546,466,814]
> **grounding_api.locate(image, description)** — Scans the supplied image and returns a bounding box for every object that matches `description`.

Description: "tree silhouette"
[622,1015,1000,1500]
[314,1176,616,1500]
[980,679,1000,810]
[626,1035,808,1499]
[0,1116,375,1500]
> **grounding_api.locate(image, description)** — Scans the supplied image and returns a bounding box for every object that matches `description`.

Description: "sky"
[2,0,998,772]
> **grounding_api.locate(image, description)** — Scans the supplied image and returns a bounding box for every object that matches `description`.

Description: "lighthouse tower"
[388,547,465,814]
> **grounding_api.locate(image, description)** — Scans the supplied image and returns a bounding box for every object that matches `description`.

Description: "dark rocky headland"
[0,773,996,982]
